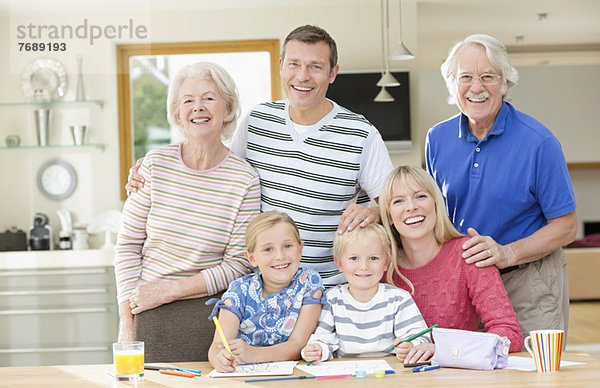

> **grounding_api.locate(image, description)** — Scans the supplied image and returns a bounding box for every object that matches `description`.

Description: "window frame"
[116,39,281,200]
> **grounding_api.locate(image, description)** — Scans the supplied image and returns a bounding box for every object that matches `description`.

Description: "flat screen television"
[326,71,411,152]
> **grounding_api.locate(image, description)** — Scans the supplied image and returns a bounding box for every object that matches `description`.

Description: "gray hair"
[166,62,240,141]
[440,34,519,105]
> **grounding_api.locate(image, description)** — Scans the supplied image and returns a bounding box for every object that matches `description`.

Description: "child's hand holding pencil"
[388,324,439,362]
[393,340,414,362]
[302,343,323,366]
[212,316,239,373]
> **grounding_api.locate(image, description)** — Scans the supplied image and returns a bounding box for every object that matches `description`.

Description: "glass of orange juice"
[113,341,144,381]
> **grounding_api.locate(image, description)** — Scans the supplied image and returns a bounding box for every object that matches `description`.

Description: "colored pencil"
[387,324,439,351]
[315,374,353,381]
[403,361,431,368]
[144,365,201,374]
[412,365,441,373]
[243,376,316,383]
[159,369,195,378]
[213,316,233,355]
[213,315,237,371]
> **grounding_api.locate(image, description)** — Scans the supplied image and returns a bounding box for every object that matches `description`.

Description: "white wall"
[1,1,597,243]
[0,2,421,243]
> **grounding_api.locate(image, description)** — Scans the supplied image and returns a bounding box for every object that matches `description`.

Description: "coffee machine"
[29,213,54,250]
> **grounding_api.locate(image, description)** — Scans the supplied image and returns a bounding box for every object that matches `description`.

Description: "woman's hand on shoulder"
[403,343,435,365]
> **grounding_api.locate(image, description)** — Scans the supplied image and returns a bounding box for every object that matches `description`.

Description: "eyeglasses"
[454,73,502,86]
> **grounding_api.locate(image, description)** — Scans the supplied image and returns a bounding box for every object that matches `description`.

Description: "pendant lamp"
[374,86,395,102]
[375,0,398,102]
[389,0,415,61]
[377,0,400,88]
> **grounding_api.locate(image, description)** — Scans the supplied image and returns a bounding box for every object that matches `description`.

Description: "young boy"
[301,223,430,363]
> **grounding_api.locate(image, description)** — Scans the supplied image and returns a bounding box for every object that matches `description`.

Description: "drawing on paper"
[296,359,393,376]
[208,361,297,377]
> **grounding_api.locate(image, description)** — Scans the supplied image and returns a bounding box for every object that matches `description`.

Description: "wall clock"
[37,159,77,200]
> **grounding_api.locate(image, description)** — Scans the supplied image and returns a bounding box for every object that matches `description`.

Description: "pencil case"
[430,328,510,370]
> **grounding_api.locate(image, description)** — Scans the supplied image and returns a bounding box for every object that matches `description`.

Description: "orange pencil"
[159,369,195,378]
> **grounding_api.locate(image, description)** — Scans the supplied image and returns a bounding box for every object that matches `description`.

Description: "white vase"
[75,55,86,101]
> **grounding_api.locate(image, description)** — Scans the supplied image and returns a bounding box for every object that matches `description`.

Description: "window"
[116,40,281,199]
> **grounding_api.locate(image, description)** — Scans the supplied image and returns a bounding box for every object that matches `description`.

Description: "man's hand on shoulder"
[461,228,516,269]
[337,204,380,234]
[125,157,145,196]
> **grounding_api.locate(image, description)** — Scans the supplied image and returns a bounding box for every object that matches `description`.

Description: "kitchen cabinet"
[0,249,117,366]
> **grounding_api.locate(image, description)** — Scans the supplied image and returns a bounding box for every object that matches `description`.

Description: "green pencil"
[387,324,439,351]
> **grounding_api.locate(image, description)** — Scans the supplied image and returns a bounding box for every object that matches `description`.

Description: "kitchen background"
[0,0,599,249]
[0,0,599,367]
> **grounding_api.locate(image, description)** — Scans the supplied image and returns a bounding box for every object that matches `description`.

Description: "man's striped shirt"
[231,100,393,286]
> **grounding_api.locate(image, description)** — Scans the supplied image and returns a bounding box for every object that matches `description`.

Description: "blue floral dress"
[207,267,325,346]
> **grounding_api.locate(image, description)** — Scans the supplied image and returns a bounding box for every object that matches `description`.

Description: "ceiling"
[416,0,600,67]
[2,0,599,67]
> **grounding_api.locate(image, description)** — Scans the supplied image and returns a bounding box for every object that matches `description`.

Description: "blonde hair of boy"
[379,165,463,290]
[245,210,302,254]
[333,223,414,294]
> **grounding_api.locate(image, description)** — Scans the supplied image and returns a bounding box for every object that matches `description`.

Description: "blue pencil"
[413,365,441,373]
[243,376,316,383]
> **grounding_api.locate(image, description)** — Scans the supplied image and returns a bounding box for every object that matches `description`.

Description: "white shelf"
[0,144,106,151]
[0,100,104,109]
[0,249,114,270]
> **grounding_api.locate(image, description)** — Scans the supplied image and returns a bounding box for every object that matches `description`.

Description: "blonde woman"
[380,166,522,363]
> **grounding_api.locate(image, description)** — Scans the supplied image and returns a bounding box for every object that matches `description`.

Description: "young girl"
[301,223,430,364]
[207,211,325,372]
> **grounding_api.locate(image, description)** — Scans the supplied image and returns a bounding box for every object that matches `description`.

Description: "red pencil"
[315,374,353,381]
[159,369,195,378]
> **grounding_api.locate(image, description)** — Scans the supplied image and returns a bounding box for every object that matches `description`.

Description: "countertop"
[0,249,114,270]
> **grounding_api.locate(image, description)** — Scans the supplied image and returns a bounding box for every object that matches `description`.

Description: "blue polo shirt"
[425,102,576,245]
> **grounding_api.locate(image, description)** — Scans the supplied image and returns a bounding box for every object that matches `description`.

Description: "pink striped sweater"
[114,143,261,303]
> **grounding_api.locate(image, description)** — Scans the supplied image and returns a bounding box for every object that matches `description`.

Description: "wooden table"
[1,352,598,387]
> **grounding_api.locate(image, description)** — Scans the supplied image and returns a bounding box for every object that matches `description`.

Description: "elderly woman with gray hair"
[114,62,260,362]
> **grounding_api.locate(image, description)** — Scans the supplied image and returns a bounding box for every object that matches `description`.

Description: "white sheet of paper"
[506,356,585,371]
[208,361,297,377]
[296,359,394,376]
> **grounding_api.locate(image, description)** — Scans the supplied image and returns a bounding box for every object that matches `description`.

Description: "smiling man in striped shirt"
[230,25,393,286]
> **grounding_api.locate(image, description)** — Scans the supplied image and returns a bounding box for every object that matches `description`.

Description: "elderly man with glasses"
[425,34,577,349]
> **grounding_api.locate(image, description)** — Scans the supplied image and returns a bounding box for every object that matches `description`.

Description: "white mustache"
[465,91,489,100]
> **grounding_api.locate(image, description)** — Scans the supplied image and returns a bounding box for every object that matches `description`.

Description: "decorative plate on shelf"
[21,58,68,102]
